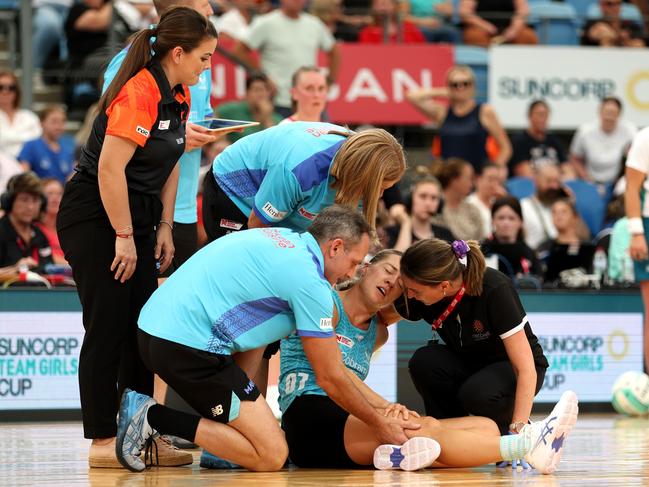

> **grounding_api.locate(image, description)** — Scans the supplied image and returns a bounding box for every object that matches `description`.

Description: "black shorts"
[159,221,198,278]
[282,395,362,468]
[138,330,260,423]
[202,169,248,242]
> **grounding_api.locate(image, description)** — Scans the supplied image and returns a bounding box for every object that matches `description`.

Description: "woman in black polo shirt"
[57,8,218,467]
[395,238,548,437]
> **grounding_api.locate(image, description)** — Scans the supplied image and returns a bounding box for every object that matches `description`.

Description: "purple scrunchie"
[452,240,470,265]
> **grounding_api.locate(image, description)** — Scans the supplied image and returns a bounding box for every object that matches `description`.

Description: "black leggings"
[282,395,360,468]
[58,220,157,438]
[408,343,546,434]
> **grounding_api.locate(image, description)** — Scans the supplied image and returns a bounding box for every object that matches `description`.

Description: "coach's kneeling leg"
[195,395,288,472]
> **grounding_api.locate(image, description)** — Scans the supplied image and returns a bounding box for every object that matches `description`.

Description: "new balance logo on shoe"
[211,405,223,417]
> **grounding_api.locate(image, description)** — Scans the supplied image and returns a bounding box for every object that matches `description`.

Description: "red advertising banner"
[210,42,454,125]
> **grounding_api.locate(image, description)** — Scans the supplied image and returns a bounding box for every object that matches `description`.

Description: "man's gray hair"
[308,205,372,246]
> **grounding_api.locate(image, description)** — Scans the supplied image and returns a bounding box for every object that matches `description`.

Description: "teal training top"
[212,122,349,231]
[139,228,335,355]
[278,290,377,413]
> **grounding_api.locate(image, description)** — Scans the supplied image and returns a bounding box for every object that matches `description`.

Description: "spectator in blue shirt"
[18,105,74,183]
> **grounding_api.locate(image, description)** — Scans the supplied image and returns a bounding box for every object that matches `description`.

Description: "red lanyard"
[431,285,466,330]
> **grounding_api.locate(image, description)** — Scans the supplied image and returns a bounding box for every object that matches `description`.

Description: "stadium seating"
[505,177,606,243]
[0,0,18,70]
[506,177,536,200]
[528,2,581,45]
[565,179,606,237]
[565,0,595,20]
[586,2,643,24]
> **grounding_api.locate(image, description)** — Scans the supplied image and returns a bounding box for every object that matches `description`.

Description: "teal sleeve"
[204,73,213,118]
[290,279,335,338]
[252,164,302,225]
[102,48,127,94]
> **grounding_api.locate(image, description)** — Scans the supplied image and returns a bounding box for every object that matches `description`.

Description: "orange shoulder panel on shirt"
[106,69,161,147]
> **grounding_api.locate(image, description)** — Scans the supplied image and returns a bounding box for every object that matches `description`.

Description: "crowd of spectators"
[25,0,648,108]
[0,0,645,289]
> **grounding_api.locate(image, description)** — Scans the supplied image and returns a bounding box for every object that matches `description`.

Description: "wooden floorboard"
[1,414,648,486]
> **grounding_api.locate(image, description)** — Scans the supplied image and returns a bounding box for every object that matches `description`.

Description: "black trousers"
[58,220,157,438]
[158,221,198,278]
[202,169,248,242]
[408,343,546,434]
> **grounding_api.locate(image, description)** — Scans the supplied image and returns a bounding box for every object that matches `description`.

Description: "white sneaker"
[523,390,579,474]
[373,437,441,471]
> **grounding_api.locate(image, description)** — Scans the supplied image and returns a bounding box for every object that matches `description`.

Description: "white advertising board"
[489,46,649,130]
[532,312,643,402]
[1,310,640,410]
[0,312,83,410]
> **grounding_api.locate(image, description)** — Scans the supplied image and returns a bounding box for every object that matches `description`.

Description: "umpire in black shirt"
[392,238,548,436]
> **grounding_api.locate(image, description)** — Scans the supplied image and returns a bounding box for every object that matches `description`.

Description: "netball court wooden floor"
[1,414,647,486]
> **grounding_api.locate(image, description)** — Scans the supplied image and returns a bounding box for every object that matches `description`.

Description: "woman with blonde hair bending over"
[386,238,550,446]
[202,122,407,241]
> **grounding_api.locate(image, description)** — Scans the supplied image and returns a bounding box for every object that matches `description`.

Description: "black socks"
[147,404,201,443]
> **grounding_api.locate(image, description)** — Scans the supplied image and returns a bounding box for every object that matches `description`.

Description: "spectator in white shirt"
[569,96,637,185]
[214,0,257,41]
[521,164,571,250]
[0,71,41,159]
[467,162,506,238]
[232,0,341,118]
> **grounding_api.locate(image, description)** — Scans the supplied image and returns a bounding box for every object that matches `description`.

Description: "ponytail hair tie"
[148,25,157,56]
[452,239,470,266]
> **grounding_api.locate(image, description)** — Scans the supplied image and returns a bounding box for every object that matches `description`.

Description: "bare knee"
[249,439,288,472]
[463,26,490,47]
[511,26,538,45]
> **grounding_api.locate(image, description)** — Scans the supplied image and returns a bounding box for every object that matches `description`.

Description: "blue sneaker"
[116,388,158,472]
[199,449,242,469]
[373,437,441,471]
